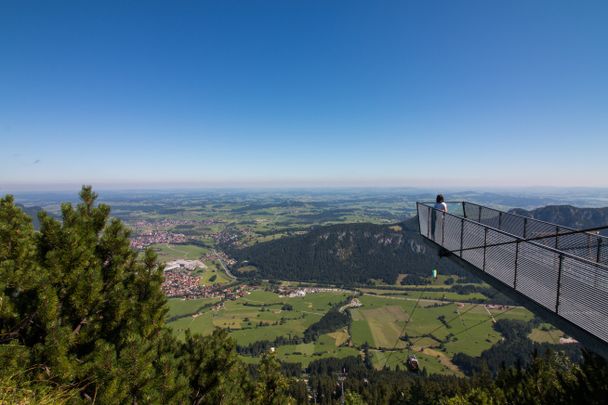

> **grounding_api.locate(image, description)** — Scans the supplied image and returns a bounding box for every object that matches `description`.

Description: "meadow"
[166,288,535,374]
[150,243,208,261]
[167,290,347,342]
[350,294,532,358]
[195,260,232,285]
[166,289,362,366]
[528,322,567,343]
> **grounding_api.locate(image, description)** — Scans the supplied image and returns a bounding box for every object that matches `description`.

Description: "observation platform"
[417,201,608,358]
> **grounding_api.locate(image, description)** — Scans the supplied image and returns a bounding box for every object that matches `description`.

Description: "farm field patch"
[167,297,221,319]
[150,243,207,261]
[167,289,349,346]
[197,261,232,285]
[166,287,538,376]
[529,323,567,344]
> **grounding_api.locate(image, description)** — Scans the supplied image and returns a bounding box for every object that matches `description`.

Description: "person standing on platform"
[431,194,448,241]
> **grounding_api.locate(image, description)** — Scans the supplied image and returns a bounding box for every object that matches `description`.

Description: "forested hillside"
[230,220,466,284]
[510,205,608,235]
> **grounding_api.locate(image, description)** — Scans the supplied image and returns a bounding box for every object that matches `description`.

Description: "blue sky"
[1,0,607,190]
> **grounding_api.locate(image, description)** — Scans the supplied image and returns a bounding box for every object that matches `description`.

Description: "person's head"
[436,194,444,204]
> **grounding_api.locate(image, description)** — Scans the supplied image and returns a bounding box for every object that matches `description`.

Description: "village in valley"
[159,255,242,298]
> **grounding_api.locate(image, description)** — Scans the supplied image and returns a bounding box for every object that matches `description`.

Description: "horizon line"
[3,182,608,194]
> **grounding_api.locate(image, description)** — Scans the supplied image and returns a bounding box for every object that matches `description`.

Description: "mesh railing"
[417,202,608,344]
[463,202,608,266]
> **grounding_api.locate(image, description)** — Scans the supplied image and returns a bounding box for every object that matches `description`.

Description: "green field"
[370,349,460,376]
[167,290,349,344]
[529,323,566,343]
[166,282,533,375]
[196,260,232,285]
[349,294,533,360]
[165,287,538,375]
[150,243,208,261]
[273,333,361,367]
[167,297,221,318]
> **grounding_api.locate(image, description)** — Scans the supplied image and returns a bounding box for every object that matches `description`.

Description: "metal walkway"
[417,201,608,356]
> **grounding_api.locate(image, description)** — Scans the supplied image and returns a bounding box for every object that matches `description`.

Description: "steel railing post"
[555,226,559,249]
[555,254,564,313]
[498,212,503,230]
[523,217,528,239]
[597,238,603,263]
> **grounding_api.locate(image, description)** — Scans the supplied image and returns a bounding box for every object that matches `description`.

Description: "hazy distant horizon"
[3,181,608,194]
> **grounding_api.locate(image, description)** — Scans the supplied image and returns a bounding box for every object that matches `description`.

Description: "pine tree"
[0,187,189,402]
[178,328,250,405]
[253,351,295,405]
[0,194,41,376]
[345,390,368,405]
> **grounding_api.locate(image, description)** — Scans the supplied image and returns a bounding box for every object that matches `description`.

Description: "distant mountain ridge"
[509,205,608,236]
[230,217,466,284]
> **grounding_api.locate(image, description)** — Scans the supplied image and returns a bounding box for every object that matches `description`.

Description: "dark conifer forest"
[230,221,468,284]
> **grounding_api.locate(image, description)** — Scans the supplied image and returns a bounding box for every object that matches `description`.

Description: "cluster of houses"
[162,268,206,298]
[130,231,187,249]
[162,264,250,300]
[129,217,222,249]
[211,229,241,245]
[222,285,250,301]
